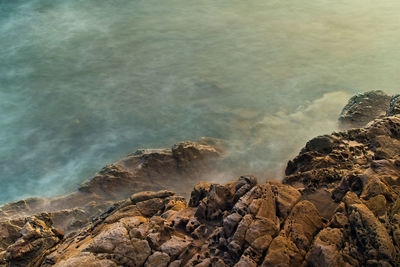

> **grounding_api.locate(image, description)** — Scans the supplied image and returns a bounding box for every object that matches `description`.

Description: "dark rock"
[387,95,400,116]
[339,90,391,129]
[189,181,211,207]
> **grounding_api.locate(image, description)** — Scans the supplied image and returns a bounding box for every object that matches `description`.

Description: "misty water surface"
[1,0,400,204]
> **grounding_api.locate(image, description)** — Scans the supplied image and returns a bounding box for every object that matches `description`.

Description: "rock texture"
[387,95,400,116]
[2,92,400,266]
[339,90,392,129]
[0,140,223,266]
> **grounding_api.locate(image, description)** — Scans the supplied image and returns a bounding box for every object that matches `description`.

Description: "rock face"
[2,92,400,266]
[0,140,221,228]
[387,95,400,116]
[0,140,222,266]
[1,213,63,267]
[338,90,392,129]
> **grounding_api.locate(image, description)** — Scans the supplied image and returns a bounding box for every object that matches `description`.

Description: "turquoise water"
[1,0,400,203]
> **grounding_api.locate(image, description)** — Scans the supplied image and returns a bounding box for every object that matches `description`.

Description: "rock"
[234,256,257,267]
[261,236,302,267]
[364,194,387,217]
[186,217,201,233]
[223,213,242,236]
[160,235,190,258]
[306,227,345,267]
[0,140,222,238]
[267,180,301,220]
[189,181,211,207]
[4,92,400,266]
[281,200,324,251]
[233,176,258,202]
[145,251,170,267]
[249,184,276,222]
[245,217,278,251]
[5,214,63,267]
[131,190,175,204]
[195,183,234,220]
[54,253,118,267]
[387,95,400,116]
[136,198,165,217]
[231,215,253,248]
[168,260,182,267]
[348,203,395,263]
[172,141,220,171]
[339,90,391,129]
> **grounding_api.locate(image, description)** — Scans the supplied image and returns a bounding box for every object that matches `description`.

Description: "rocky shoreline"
[2,91,400,266]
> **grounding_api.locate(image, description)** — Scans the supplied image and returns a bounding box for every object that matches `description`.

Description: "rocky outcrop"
[2,92,400,266]
[338,90,392,129]
[1,213,63,266]
[0,140,222,226]
[0,140,223,266]
[387,95,400,116]
[31,115,400,266]
[284,114,400,266]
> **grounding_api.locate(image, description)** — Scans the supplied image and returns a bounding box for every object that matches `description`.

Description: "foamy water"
[1,0,399,203]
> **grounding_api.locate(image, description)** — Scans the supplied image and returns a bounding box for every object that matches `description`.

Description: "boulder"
[339,90,391,129]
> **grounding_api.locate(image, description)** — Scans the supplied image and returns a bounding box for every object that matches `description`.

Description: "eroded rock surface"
[2,93,400,266]
[0,140,221,230]
[338,90,392,129]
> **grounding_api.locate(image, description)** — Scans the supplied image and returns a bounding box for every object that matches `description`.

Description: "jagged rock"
[5,213,63,267]
[245,217,278,251]
[387,95,400,116]
[267,180,301,220]
[186,217,201,233]
[338,90,391,129]
[348,203,395,264]
[136,198,165,217]
[223,213,242,236]
[195,183,234,220]
[0,140,222,237]
[189,181,211,207]
[3,93,400,266]
[144,251,170,267]
[55,253,118,267]
[160,235,191,258]
[131,190,175,204]
[229,214,253,258]
[0,218,24,252]
[262,235,302,267]
[233,176,257,202]
[306,227,346,267]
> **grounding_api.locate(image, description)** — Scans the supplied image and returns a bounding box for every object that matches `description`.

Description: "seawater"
[1,0,400,203]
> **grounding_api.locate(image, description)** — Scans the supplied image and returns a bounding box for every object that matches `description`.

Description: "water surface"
[1,0,400,203]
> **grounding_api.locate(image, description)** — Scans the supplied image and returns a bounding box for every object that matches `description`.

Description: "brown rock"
[306,227,345,267]
[145,251,170,267]
[262,236,302,267]
[160,235,191,258]
[189,181,212,207]
[245,217,278,251]
[131,190,175,204]
[348,203,395,263]
[5,214,63,267]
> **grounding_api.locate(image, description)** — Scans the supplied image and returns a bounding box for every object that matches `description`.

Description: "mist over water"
[1,0,400,204]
